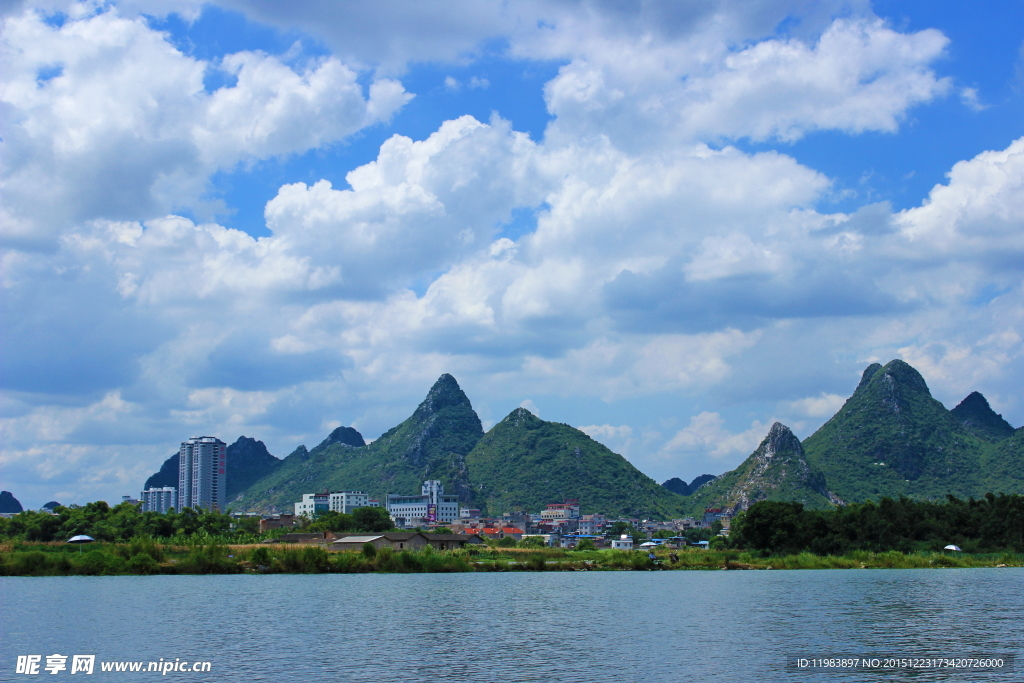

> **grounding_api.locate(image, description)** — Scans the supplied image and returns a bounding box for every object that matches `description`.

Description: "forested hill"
[466,408,689,518]
[801,360,1023,503]
[228,374,484,512]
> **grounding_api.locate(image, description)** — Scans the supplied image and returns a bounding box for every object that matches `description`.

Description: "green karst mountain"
[146,360,1021,518]
[466,408,688,518]
[951,391,1016,442]
[229,374,484,512]
[144,436,282,500]
[801,359,1020,502]
[684,423,842,513]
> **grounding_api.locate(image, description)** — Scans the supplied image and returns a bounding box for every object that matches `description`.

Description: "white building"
[329,491,372,513]
[295,492,329,518]
[611,535,634,551]
[540,501,581,520]
[295,491,375,518]
[140,487,176,514]
[178,436,226,512]
[386,480,459,527]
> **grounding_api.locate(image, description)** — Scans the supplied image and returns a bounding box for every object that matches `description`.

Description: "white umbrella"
[943,544,962,551]
[67,535,95,553]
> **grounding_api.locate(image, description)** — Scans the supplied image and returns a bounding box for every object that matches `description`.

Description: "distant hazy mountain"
[662,477,691,496]
[685,423,842,512]
[467,407,689,518]
[0,491,23,514]
[662,474,717,496]
[143,436,282,501]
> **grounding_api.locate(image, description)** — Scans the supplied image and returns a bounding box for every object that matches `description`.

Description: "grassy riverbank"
[1,541,1022,576]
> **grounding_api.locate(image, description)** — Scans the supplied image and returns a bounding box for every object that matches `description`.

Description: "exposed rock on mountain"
[686,423,841,512]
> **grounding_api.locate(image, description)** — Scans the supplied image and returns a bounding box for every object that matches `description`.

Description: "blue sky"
[2,0,1022,509]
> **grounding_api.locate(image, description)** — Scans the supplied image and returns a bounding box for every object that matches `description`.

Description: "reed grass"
[0,541,1021,576]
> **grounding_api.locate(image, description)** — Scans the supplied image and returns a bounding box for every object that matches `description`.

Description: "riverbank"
[2,540,1022,576]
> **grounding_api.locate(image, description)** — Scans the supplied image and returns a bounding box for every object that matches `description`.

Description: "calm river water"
[1,569,1021,682]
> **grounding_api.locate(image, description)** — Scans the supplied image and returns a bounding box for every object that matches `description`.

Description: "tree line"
[0,501,394,543]
[730,493,1024,555]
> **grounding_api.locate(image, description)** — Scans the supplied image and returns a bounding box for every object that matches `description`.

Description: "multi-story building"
[295,492,329,518]
[294,491,378,518]
[294,490,376,518]
[577,514,606,535]
[177,436,226,512]
[540,500,581,520]
[386,480,459,527]
[140,487,177,514]
[329,491,372,513]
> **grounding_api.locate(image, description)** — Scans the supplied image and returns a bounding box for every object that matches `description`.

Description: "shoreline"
[2,542,1021,576]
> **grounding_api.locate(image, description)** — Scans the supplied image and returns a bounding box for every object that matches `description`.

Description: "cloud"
[659,412,771,460]
[0,5,411,247]
[3,0,1023,507]
[786,393,846,418]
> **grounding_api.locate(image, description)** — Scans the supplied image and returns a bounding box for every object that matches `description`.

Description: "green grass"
[1,541,1020,576]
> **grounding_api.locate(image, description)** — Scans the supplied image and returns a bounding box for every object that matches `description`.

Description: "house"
[477,526,524,541]
[332,532,428,552]
[610,535,633,551]
[521,533,560,547]
[331,532,484,552]
[259,514,299,532]
[540,500,581,521]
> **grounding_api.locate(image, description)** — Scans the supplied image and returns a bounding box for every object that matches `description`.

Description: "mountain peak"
[878,359,931,395]
[951,391,1015,442]
[314,425,365,452]
[855,363,883,393]
[686,422,840,512]
[764,421,801,455]
[415,374,473,418]
[0,491,24,514]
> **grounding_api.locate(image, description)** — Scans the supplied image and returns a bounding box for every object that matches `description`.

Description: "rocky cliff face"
[687,423,841,512]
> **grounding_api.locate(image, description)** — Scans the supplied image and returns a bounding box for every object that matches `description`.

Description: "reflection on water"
[1,569,1021,682]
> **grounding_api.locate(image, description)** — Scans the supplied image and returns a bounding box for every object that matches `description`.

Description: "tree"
[353,506,393,533]
[730,501,806,553]
[575,538,596,551]
[307,511,355,533]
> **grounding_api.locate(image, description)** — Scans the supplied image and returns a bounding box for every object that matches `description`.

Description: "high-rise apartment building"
[140,487,177,514]
[177,436,226,512]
